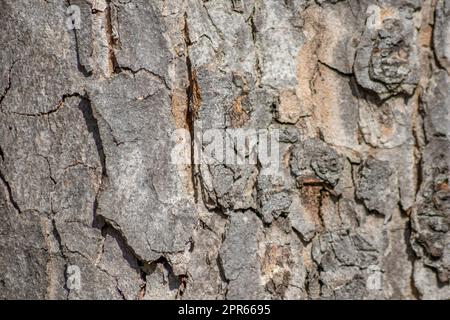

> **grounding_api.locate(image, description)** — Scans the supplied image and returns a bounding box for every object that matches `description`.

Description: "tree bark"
[0,0,449,299]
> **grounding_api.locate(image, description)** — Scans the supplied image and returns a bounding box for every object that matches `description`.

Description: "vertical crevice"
[78,96,106,177]
[105,0,120,75]
[216,255,230,299]
[248,7,262,87]
[0,145,4,162]
[0,169,21,214]
[183,14,200,203]
[404,219,422,299]
[50,217,70,299]
[0,59,17,109]
[67,0,93,77]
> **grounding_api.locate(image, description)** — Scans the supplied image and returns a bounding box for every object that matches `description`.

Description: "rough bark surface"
[0,0,449,299]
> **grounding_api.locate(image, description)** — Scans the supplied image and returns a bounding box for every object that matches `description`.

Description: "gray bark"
[0,0,449,299]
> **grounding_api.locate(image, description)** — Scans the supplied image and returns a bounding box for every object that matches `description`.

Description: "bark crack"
[0,60,18,109]
[183,13,201,203]
[0,169,21,214]
[114,66,171,91]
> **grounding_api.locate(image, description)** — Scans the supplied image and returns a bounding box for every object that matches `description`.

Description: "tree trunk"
[0,0,449,299]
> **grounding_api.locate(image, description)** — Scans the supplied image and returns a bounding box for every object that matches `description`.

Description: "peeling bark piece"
[312,230,379,271]
[200,163,258,211]
[110,0,171,78]
[355,157,398,220]
[219,211,264,299]
[290,138,343,187]
[354,5,419,99]
[311,230,381,299]
[257,175,293,224]
[88,72,196,262]
[411,138,450,285]
[259,191,292,221]
[434,0,450,72]
[421,71,450,140]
